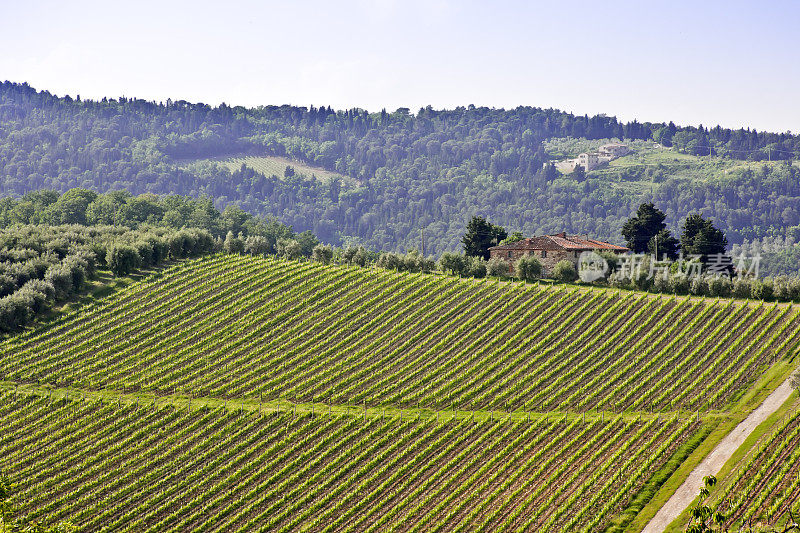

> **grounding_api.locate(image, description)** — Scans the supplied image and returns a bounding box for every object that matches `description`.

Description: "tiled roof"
[489,233,629,252]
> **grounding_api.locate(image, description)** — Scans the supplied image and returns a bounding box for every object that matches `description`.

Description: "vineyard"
[0,392,701,532]
[1,254,799,531]
[197,155,351,183]
[1,254,797,413]
[711,399,800,530]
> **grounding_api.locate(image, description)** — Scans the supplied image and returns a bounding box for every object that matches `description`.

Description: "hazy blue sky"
[2,0,798,132]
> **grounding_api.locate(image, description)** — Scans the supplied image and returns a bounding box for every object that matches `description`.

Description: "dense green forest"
[1,81,798,260]
[0,188,301,245]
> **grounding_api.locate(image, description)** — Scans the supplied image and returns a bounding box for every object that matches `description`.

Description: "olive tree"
[311,244,334,264]
[223,231,244,255]
[515,255,543,281]
[277,238,302,260]
[106,245,141,277]
[486,257,511,278]
[552,260,577,282]
[439,252,467,276]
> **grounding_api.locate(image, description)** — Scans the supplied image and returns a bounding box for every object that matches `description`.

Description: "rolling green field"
[545,137,800,188]
[186,154,353,183]
[0,254,798,531]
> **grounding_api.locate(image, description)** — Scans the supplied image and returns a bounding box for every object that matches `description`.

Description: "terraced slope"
[0,393,699,533]
[1,254,797,413]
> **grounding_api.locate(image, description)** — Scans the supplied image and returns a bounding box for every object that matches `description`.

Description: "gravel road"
[641,377,795,533]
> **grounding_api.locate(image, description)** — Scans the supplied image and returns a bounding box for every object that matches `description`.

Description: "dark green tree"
[221,205,249,236]
[295,230,320,257]
[648,229,680,260]
[680,214,710,254]
[681,214,728,266]
[106,245,141,277]
[499,232,524,246]
[692,224,728,256]
[621,203,667,253]
[462,216,507,260]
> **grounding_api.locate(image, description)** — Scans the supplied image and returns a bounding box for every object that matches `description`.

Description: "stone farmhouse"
[488,233,629,276]
[598,142,630,159]
[555,142,631,173]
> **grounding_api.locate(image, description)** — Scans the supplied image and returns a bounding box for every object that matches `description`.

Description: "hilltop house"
[576,152,600,171]
[554,142,630,173]
[598,143,631,159]
[488,233,629,276]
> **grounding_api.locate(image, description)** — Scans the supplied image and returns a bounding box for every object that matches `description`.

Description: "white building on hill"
[553,142,630,173]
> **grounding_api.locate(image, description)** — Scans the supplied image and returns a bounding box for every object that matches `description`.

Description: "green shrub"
[552,260,577,282]
[106,245,141,277]
[487,257,511,278]
[515,255,542,281]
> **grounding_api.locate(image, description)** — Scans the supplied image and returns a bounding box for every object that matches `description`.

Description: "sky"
[2,0,798,133]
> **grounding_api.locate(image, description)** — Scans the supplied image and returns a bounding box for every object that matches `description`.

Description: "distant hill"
[0,81,798,255]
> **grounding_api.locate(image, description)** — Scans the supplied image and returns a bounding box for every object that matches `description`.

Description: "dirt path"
[642,377,795,533]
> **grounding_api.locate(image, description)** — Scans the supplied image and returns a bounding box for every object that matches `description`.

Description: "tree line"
[0,224,214,333]
[302,214,800,303]
[0,188,319,257]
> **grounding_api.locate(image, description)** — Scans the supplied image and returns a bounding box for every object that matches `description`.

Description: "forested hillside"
[1,81,799,255]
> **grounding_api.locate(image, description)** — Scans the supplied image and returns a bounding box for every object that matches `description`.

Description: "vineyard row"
[0,392,699,533]
[1,255,797,412]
